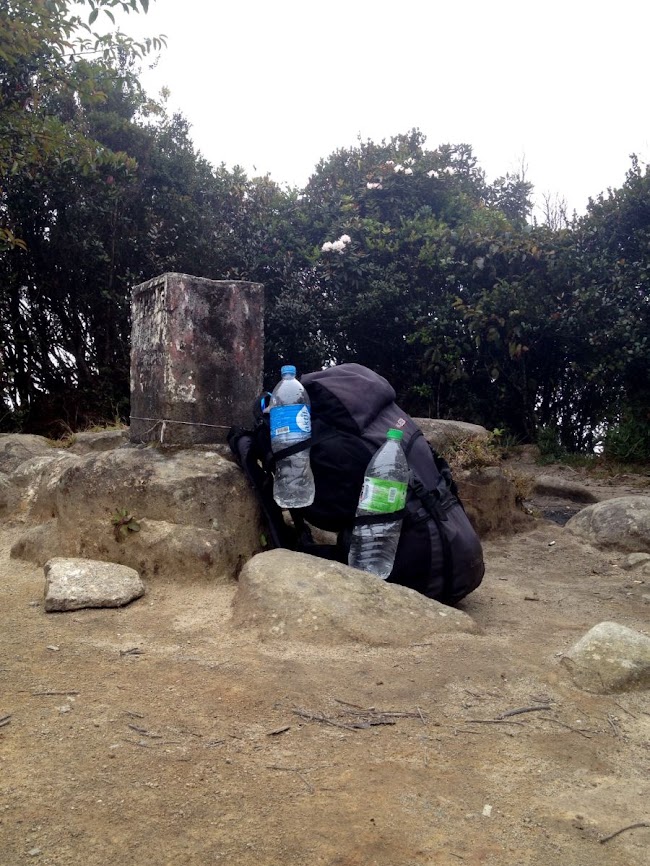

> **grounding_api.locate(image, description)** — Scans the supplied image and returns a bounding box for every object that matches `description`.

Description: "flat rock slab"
[562,621,650,693]
[232,549,479,646]
[44,557,145,612]
[565,496,650,552]
[533,475,599,503]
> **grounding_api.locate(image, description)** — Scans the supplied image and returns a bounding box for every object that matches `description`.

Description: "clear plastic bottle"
[269,365,315,508]
[348,428,409,579]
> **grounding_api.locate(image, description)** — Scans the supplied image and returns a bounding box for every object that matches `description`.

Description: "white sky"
[122,0,649,217]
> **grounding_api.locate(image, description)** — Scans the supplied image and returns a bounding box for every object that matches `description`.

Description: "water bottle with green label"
[348,428,408,578]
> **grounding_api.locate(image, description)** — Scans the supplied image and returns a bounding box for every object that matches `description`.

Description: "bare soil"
[1,461,649,866]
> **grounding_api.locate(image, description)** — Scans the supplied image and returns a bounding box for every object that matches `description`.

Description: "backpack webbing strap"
[410,474,456,601]
[269,425,339,464]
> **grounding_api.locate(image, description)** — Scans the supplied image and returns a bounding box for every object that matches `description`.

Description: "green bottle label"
[359,477,407,513]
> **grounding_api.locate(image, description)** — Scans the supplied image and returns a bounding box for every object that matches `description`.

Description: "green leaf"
[89,9,99,25]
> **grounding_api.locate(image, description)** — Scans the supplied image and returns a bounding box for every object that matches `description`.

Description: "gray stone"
[565,496,650,552]
[622,552,650,570]
[533,475,599,503]
[561,621,650,693]
[232,549,479,646]
[44,557,145,612]
[414,418,489,452]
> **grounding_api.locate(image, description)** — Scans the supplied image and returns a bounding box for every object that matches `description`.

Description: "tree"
[0,0,163,250]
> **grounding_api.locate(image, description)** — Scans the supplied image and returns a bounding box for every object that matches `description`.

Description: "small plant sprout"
[111,508,141,542]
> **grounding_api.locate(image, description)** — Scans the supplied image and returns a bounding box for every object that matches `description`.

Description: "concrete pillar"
[130,273,264,445]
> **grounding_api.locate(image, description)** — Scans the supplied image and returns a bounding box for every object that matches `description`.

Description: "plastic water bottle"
[269,365,315,508]
[348,429,409,579]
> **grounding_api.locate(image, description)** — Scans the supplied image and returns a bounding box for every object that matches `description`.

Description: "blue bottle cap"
[281,365,297,376]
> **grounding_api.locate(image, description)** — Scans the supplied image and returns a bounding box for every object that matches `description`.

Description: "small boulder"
[561,621,650,693]
[44,557,145,612]
[621,552,650,571]
[232,549,479,646]
[414,419,489,452]
[565,496,650,552]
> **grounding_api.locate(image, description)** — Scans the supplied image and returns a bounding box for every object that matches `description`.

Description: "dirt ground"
[1,461,649,866]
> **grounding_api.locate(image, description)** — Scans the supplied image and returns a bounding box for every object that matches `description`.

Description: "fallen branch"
[0,714,11,728]
[292,709,357,730]
[31,690,79,696]
[599,822,650,844]
[537,717,595,739]
[498,705,552,719]
[464,718,525,727]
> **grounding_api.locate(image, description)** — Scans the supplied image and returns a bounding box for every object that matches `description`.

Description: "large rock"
[232,549,479,646]
[9,453,81,521]
[0,472,22,518]
[414,419,489,452]
[561,621,650,693]
[12,446,264,582]
[0,433,57,474]
[44,557,145,612]
[565,496,650,552]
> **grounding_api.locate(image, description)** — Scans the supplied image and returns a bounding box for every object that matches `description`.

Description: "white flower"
[385,160,395,166]
[444,166,454,174]
[321,241,333,252]
[366,182,382,189]
[331,239,345,252]
[405,157,415,165]
[404,167,413,175]
[394,164,404,173]
[427,169,438,178]
[339,234,351,245]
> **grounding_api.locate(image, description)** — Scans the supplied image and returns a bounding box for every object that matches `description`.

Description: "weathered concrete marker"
[130,273,264,444]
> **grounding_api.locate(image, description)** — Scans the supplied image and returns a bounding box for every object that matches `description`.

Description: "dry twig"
[537,717,595,739]
[599,822,650,844]
[498,704,552,719]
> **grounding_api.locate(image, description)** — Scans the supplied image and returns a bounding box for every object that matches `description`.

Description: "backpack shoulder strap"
[227,424,298,550]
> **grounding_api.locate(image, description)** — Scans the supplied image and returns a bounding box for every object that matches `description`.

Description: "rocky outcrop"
[0,433,56,474]
[11,444,264,582]
[561,621,650,693]
[565,496,650,552]
[44,557,145,612]
[3,429,529,583]
[232,549,479,646]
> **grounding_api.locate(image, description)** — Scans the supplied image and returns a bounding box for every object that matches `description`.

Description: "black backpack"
[228,363,484,605]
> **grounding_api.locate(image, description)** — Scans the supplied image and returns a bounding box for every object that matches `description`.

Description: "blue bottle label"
[270,404,311,439]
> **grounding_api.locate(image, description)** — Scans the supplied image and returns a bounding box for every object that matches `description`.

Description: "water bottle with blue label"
[269,365,315,508]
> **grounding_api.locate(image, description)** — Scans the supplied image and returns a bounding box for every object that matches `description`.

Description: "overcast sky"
[126,0,649,217]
